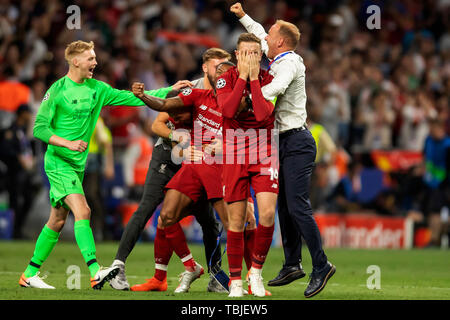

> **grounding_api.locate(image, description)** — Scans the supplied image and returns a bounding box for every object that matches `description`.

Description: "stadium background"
[0,0,449,299]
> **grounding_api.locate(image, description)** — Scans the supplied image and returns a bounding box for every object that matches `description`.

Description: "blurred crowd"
[0,0,449,245]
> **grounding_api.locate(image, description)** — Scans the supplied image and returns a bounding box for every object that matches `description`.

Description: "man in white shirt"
[231,2,335,298]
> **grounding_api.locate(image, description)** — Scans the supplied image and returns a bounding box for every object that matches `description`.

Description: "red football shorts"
[222,161,279,203]
[165,163,223,202]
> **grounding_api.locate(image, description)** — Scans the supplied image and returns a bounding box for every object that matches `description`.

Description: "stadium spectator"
[362,90,395,151]
[0,104,37,239]
[122,119,154,202]
[0,0,448,246]
[327,160,365,213]
[307,117,339,212]
[420,119,450,246]
[0,66,31,129]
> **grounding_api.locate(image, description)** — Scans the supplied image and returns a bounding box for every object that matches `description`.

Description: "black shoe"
[304,261,336,298]
[267,263,306,287]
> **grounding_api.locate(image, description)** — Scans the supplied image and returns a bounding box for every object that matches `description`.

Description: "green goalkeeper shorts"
[46,169,85,210]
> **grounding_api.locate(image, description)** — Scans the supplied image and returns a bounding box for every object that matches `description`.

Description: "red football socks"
[164,223,196,271]
[227,230,244,280]
[243,228,256,271]
[251,224,275,269]
[154,227,173,281]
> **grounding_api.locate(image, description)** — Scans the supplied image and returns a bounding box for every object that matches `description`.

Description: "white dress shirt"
[239,14,308,133]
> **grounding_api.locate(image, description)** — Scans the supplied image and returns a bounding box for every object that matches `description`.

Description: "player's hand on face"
[172,80,194,91]
[67,140,88,152]
[238,50,250,80]
[230,2,246,18]
[132,82,145,98]
[249,52,260,81]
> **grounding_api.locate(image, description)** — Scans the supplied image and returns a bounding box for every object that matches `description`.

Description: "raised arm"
[230,3,269,55]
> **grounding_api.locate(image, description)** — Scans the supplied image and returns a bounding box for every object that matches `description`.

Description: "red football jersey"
[216,67,275,161]
[216,66,274,130]
[178,88,223,146]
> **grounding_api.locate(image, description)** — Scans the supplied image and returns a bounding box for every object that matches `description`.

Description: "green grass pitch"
[0,241,449,300]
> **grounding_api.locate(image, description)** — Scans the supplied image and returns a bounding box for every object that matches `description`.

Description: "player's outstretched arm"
[132,82,187,113]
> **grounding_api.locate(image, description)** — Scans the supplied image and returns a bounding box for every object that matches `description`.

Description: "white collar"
[271,50,295,62]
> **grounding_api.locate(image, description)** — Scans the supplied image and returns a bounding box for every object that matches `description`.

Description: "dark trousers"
[115,144,222,271]
[278,128,327,271]
[7,169,34,239]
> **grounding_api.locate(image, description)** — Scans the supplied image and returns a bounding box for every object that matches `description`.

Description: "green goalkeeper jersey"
[34,75,171,172]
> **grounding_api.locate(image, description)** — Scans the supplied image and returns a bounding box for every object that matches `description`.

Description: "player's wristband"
[168,130,173,141]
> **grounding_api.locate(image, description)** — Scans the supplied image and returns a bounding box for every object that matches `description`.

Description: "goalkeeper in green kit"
[18,40,192,290]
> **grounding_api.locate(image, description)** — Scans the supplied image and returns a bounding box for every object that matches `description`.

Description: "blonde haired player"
[19,40,190,289]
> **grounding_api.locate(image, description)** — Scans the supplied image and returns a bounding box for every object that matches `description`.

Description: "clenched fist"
[66,140,88,152]
[230,2,246,18]
[132,82,145,98]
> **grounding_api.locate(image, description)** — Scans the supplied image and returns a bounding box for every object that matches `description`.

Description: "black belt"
[279,126,307,138]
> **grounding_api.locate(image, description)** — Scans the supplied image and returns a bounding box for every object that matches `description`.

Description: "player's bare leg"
[64,194,119,289]
[227,200,247,232]
[47,206,70,232]
[159,189,193,228]
[211,198,229,231]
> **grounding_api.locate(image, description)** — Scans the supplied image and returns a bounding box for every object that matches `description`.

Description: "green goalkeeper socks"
[74,219,100,278]
[24,224,60,278]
